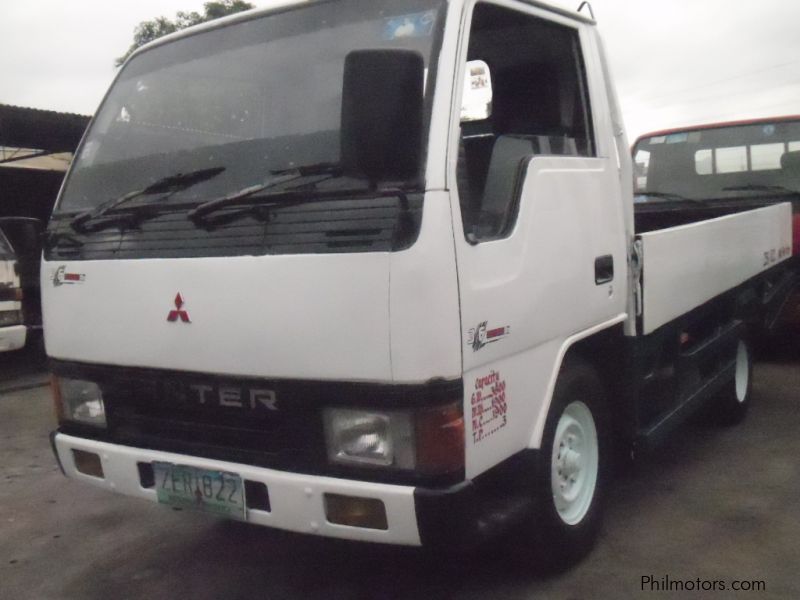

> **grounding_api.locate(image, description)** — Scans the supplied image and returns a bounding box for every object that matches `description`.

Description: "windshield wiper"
[722,184,799,194]
[187,163,351,223]
[70,166,225,232]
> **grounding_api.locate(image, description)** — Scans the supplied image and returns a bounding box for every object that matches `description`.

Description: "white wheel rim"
[551,400,598,526]
[735,341,749,403]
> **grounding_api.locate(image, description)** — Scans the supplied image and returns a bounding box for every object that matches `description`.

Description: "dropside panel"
[638,202,793,335]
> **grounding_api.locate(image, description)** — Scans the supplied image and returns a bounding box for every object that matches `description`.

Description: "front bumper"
[52,433,535,548]
[0,324,26,352]
[54,433,423,545]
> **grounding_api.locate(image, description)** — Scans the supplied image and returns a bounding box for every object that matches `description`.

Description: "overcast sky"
[1,0,798,141]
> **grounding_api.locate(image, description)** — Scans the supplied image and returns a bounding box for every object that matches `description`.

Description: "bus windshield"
[634,119,800,202]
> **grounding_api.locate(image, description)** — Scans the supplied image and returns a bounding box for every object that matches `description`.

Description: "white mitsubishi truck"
[44,0,793,564]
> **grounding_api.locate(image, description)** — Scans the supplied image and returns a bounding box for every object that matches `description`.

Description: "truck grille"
[102,376,325,471]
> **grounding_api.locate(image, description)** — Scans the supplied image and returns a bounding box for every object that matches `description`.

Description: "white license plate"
[154,462,245,520]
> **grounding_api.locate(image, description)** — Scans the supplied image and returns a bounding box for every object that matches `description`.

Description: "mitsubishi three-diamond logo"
[167,293,191,323]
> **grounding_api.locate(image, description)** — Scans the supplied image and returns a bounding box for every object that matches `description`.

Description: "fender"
[526,313,627,449]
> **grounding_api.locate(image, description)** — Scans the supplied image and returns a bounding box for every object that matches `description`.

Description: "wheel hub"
[551,401,599,525]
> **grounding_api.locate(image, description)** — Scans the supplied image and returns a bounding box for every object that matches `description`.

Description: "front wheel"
[551,400,600,526]
[518,359,608,569]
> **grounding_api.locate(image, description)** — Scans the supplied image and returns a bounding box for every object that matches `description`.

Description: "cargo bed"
[635,203,793,334]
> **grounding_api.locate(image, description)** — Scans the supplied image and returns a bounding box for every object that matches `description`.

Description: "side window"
[694,149,713,175]
[751,143,785,171]
[457,3,595,242]
[716,146,748,174]
[634,149,651,190]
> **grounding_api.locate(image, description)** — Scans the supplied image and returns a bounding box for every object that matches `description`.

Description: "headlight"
[52,376,106,428]
[324,408,415,469]
[323,402,464,474]
[0,310,22,327]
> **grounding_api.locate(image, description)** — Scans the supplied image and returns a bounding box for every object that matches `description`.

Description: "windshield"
[634,119,800,202]
[57,0,446,213]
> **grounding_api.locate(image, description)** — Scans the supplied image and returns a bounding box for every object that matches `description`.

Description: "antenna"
[577,1,595,20]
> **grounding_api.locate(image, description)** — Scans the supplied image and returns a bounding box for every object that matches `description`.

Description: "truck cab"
[45,0,791,565]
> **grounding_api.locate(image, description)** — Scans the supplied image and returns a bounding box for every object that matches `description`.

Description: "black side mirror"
[340,49,425,184]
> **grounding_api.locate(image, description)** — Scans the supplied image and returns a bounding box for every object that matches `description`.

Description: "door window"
[456,3,595,242]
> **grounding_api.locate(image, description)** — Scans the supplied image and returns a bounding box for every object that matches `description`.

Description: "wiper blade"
[190,186,406,231]
[187,173,309,221]
[71,166,225,232]
[187,163,347,222]
[723,184,799,194]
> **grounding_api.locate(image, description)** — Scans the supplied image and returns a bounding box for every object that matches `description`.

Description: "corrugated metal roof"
[0,104,90,154]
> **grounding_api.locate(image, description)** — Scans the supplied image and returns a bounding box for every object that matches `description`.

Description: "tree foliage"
[115,1,254,67]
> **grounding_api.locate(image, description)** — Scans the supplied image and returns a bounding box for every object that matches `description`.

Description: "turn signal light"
[324,493,388,530]
[415,402,464,474]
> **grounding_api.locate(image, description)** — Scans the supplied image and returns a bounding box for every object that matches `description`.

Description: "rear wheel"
[518,359,608,569]
[704,338,753,425]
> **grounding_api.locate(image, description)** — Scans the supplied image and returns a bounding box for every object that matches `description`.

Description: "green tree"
[115,1,254,66]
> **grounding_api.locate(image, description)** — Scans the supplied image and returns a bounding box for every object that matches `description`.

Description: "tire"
[704,338,753,426]
[517,359,609,569]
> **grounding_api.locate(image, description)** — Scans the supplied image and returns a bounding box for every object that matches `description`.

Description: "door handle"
[595,255,614,284]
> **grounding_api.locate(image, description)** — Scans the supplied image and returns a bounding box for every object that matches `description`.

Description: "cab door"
[449,1,628,477]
